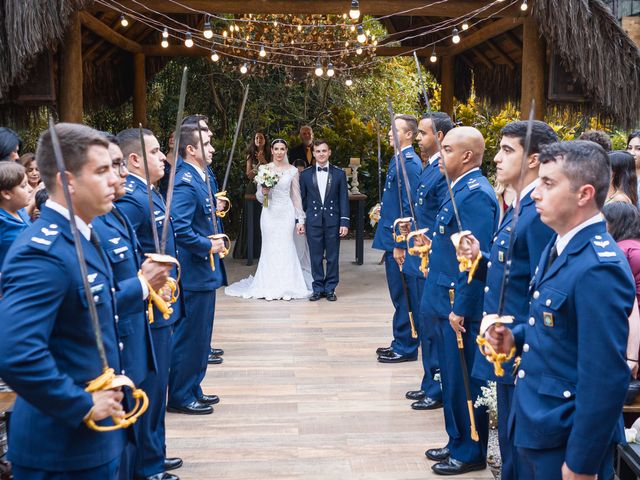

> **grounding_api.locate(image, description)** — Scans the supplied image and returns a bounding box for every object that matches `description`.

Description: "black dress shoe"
[210,348,224,356]
[309,292,323,301]
[164,457,183,471]
[141,473,179,480]
[425,447,450,461]
[377,352,418,363]
[376,346,393,356]
[411,398,443,410]
[207,353,223,365]
[431,457,486,476]
[405,390,425,400]
[198,394,220,405]
[326,291,337,301]
[166,401,213,415]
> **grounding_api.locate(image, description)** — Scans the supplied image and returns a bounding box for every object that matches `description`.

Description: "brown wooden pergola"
[1,0,639,128]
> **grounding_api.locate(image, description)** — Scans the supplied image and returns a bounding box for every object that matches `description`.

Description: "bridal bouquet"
[254,165,280,207]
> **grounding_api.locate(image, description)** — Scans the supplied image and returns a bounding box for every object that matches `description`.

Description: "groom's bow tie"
[317,166,328,172]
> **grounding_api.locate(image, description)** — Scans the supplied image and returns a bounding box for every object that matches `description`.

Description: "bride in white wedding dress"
[225,138,313,300]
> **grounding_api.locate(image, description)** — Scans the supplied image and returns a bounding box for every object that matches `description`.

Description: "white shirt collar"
[428,153,440,165]
[187,162,206,182]
[512,179,539,207]
[555,213,603,256]
[45,199,92,241]
[129,172,148,185]
[451,167,480,189]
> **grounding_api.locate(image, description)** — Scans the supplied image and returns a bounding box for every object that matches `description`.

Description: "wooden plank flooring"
[166,240,493,479]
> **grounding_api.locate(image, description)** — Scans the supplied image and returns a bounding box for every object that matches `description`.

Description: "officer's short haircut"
[36,123,109,193]
[178,125,207,158]
[0,161,26,192]
[117,128,154,159]
[313,139,329,149]
[539,140,611,209]
[182,114,209,126]
[578,130,612,152]
[422,112,455,137]
[501,120,559,155]
[99,132,119,146]
[395,114,418,139]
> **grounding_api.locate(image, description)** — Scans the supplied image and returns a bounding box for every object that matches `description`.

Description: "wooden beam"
[441,55,455,116]
[505,30,523,52]
[486,38,515,70]
[470,47,493,69]
[133,53,147,126]
[449,17,524,56]
[60,11,83,122]
[92,0,520,17]
[375,46,448,57]
[79,11,142,53]
[521,16,545,119]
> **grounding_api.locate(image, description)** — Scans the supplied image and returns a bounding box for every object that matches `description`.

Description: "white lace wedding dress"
[225,164,313,300]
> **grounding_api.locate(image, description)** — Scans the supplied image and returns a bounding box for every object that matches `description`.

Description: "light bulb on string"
[259,45,267,57]
[452,27,461,44]
[161,38,169,48]
[373,39,378,46]
[211,50,220,62]
[520,0,528,10]
[184,32,194,48]
[297,24,303,32]
[430,48,437,63]
[203,20,213,39]
[120,15,129,27]
[345,41,349,47]
[327,62,335,77]
[162,27,169,39]
[356,46,363,55]
[315,58,324,77]
[349,0,361,20]
[357,25,366,43]
[345,77,353,86]
[240,63,248,74]
[462,21,469,30]
[350,25,356,32]
[273,20,278,26]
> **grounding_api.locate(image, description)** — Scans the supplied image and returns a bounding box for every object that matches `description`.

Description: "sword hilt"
[214,191,231,218]
[406,228,431,277]
[476,314,517,377]
[392,217,414,244]
[208,233,230,271]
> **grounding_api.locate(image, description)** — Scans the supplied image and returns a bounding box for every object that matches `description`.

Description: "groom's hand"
[339,227,348,237]
[296,224,305,235]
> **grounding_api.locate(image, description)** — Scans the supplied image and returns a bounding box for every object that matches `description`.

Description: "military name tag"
[439,225,445,234]
[498,251,505,263]
[543,312,554,327]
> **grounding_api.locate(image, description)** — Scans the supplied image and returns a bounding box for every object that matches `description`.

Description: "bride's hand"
[296,224,305,235]
[262,186,270,195]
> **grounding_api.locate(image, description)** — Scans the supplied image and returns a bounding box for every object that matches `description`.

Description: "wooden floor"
[166,240,493,480]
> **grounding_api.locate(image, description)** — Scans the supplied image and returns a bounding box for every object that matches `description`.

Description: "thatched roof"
[1,0,639,128]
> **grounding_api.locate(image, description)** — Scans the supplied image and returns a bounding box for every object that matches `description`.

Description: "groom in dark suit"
[298,140,350,301]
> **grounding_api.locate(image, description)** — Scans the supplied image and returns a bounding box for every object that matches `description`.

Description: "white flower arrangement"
[474,381,498,428]
[254,165,281,207]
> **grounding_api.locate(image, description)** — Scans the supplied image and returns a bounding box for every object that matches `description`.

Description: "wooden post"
[441,55,455,116]
[521,16,546,120]
[59,11,83,123]
[133,53,147,126]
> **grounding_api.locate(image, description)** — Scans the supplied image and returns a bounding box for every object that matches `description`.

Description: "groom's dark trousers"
[299,164,349,294]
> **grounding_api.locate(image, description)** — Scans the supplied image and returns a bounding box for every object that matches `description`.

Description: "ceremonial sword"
[476,100,536,376]
[48,118,148,432]
[216,83,250,218]
[413,53,478,442]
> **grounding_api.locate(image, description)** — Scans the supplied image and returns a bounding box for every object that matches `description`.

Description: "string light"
[327,62,335,77]
[452,27,461,44]
[349,0,361,21]
[259,45,267,57]
[240,63,248,74]
[430,48,437,63]
[462,21,469,30]
[356,46,363,54]
[297,24,303,32]
[184,32,193,48]
[222,30,228,38]
[203,19,213,39]
[211,50,220,62]
[162,27,169,39]
[357,25,366,43]
[120,15,129,27]
[315,58,324,77]
[345,77,353,86]
[520,0,528,11]
[161,38,169,48]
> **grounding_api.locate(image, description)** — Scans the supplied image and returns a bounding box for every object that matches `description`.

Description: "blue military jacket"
[0,206,125,471]
[404,156,448,278]
[420,169,500,321]
[299,164,350,228]
[173,162,225,291]
[117,175,183,327]
[93,206,156,385]
[510,221,633,475]
[372,146,422,252]
[471,190,553,383]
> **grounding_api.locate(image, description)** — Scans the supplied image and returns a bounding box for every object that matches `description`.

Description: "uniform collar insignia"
[109,237,121,245]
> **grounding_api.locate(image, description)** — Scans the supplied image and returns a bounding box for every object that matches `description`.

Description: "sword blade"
[160,66,188,254]
[375,117,382,204]
[48,118,109,371]
[138,124,161,253]
[222,84,250,192]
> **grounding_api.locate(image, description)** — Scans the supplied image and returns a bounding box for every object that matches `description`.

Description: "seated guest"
[579,129,612,152]
[289,125,315,167]
[607,150,637,204]
[0,127,20,162]
[0,162,30,268]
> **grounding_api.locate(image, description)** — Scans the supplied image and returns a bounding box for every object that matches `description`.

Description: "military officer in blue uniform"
[459,120,557,480]
[0,123,126,479]
[403,113,452,411]
[421,127,500,475]
[167,124,226,415]
[373,114,422,363]
[116,128,185,479]
[485,141,635,480]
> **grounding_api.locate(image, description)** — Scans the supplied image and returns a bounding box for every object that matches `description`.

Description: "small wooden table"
[243,193,367,266]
